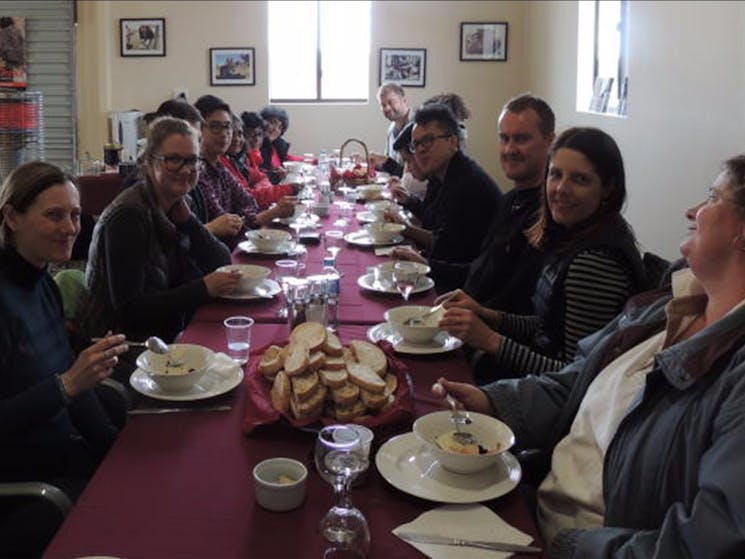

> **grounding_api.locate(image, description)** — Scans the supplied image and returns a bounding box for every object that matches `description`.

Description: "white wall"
[526,0,745,259]
[76,0,527,185]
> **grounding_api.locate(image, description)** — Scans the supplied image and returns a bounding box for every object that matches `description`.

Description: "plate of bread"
[244,322,414,433]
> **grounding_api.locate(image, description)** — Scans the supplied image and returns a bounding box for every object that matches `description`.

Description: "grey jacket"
[483,288,745,558]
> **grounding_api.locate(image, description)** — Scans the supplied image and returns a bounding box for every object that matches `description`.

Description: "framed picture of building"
[210,47,255,86]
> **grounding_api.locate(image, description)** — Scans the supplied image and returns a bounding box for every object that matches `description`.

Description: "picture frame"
[379,48,426,87]
[120,18,166,57]
[460,22,508,61]
[210,47,255,86]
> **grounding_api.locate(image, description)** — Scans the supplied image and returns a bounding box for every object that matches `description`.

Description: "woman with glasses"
[438,127,646,384]
[81,117,239,376]
[259,105,303,185]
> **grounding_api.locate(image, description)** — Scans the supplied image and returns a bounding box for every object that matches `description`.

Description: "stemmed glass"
[392,261,419,301]
[275,259,298,318]
[315,425,370,559]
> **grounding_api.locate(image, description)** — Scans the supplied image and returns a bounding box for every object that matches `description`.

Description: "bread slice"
[323,356,346,371]
[360,387,388,410]
[290,384,327,420]
[307,351,326,372]
[331,382,361,406]
[322,332,344,356]
[289,322,327,351]
[270,370,291,413]
[384,373,398,397]
[350,340,387,377]
[291,371,320,402]
[319,368,348,389]
[335,400,368,422]
[284,341,309,377]
[341,346,355,364]
[346,362,386,394]
[258,345,284,379]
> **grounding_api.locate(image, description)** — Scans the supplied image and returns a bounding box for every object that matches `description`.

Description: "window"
[268,0,371,103]
[577,0,629,116]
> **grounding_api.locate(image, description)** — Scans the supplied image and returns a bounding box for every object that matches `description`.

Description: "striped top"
[490,249,634,375]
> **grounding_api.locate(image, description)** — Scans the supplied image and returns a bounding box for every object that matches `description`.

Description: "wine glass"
[275,259,298,318]
[392,261,419,301]
[324,229,345,260]
[315,425,370,559]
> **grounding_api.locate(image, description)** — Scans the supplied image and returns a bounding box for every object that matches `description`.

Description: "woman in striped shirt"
[438,127,646,383]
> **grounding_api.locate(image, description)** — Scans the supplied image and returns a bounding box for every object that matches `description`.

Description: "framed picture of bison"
[120,18,166,57]
[210,48,255,86]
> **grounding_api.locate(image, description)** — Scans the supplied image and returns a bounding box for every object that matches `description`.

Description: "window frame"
[592,0,629,104]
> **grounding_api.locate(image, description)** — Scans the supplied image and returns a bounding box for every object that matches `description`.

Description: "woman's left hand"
[439,307,502,353]
[274,196,296,218]
[168,198,192,224]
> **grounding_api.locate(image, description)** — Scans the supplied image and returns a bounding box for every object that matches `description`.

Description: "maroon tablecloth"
[44,321,545,559]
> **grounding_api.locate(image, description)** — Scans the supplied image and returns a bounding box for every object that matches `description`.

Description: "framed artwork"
[120,18,166,57]
[460,22,508,61]
[210,47,255,86]
[0,16,27,88]
[379,48,426,87]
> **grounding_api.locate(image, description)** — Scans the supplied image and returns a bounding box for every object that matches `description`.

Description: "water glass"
[223,316,254,365]
[275,259,299,318]
[324,230,345,260]
[393,261,419,301]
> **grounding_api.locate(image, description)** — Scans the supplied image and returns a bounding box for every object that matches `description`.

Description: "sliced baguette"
[360,387,388,410]
[323,356,346,371]
[290,384,327,420]
[331,382,361,406]
[270,370,291,413]
[284,341,309,377]
[335,400,368,422]
[319,368,348,389]
[307,351,326,372]
[258,345,284,379]
[350,340,387,377]
[346,362,386,394]
[289,322,327,351]
[291,371,320,402]
[384,373,398,397]
[322,331,344,356]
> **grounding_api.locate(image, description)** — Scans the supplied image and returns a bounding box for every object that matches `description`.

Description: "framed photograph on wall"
[210,47,255,86]
[379,48,426,87]
[460,22,508,61]
[120,18,166,57]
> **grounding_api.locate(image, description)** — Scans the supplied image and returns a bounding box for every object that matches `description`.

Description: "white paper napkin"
[213,352,241,374]
[393,504,534,559]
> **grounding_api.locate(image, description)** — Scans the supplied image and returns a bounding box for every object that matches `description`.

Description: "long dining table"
[43,193,546,558]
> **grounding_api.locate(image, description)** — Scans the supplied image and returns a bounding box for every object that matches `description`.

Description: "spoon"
[443,390,477,446]
[404,292,457,326]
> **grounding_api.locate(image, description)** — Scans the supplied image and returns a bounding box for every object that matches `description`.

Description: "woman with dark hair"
[82,117,238,358]
[259,105,303,184]
[438,127,646,382]
[0,161,128,556]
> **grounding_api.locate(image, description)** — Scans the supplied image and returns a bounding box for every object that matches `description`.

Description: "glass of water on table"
[275,259,299,318]
[223,316,254,365]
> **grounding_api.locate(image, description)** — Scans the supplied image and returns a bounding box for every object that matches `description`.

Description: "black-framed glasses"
[152,153,201,172]
[205,122,232,133]
[409,133,453,152]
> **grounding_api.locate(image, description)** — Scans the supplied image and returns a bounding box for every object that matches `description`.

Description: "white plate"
[273,214,320,227]
[130,354,244,402]
[356,211,381,224]
[219,279,281,301]
[375,432,521,503]
[367,322,463,355]
[344,230,404,247]
[237,240,297,256]
[357,273,434,295]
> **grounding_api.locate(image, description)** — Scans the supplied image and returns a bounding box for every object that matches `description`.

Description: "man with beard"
[393,93,554,313]
[368,82,413,177]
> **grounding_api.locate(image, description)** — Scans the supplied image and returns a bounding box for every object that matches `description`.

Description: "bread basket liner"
[243,339,414,436]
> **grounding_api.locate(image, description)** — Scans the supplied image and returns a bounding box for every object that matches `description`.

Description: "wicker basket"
[330,138,375,187]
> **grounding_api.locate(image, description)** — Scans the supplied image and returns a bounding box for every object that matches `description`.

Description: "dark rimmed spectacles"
[152,154,202,172]
[205,122,232,133]
[409,133,453,152]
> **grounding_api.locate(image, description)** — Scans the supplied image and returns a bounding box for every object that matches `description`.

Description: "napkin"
[393,504,534,559]
[213,352,241,374]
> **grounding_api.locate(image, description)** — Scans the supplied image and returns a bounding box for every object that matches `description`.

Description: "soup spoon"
[91,335,169,355]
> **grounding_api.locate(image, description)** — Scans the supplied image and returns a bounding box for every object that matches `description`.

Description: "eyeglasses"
[152,153,202,172]
[205,122,232,133]
[409,133,453,152]
[246,128,264,139]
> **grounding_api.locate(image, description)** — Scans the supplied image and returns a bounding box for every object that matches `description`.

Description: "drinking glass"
[275,259,299,318]
[288,243,308,277]
[223,316,253,365]
[392,261,419,301]
[315,425,370,559]
[324,230,345,260]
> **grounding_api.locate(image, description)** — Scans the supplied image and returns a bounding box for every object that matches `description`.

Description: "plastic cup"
[223,316,254,365]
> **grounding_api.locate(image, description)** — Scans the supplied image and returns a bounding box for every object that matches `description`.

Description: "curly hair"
[260,105,289,135]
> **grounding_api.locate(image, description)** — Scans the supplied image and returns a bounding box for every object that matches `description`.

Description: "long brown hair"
[526,127,629,251]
